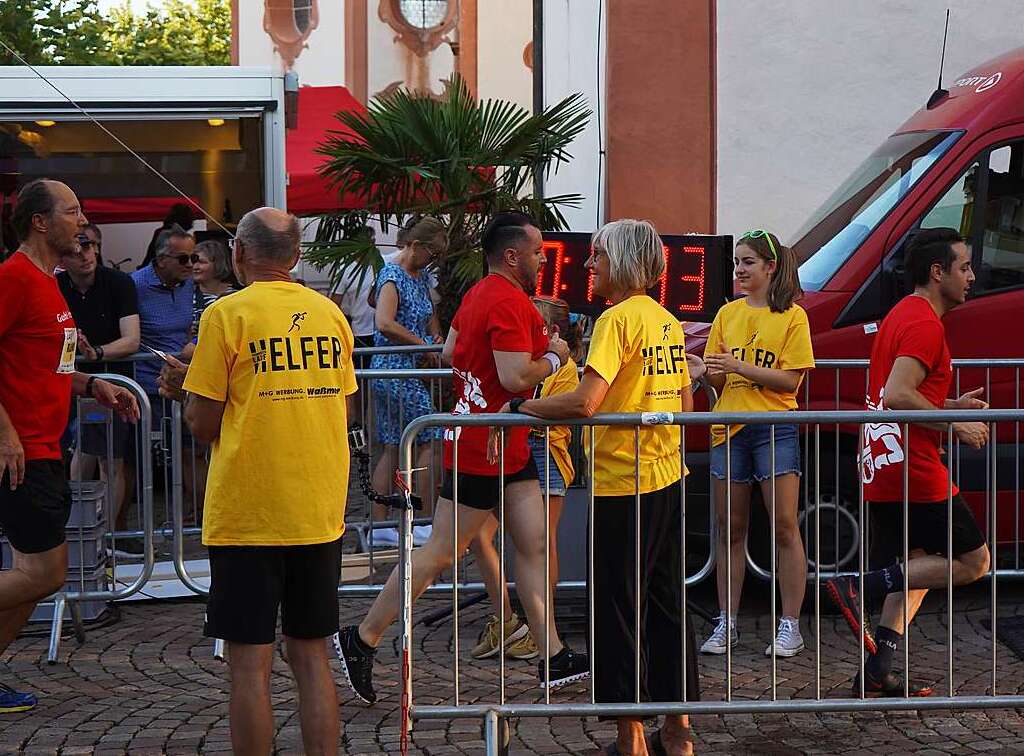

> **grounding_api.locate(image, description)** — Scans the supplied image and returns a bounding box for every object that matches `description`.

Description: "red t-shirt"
[861,295,957,502]
[0,252,77,461]
[443,274,548,475]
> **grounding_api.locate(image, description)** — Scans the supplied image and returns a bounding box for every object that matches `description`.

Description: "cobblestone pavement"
[2,584,1024,754]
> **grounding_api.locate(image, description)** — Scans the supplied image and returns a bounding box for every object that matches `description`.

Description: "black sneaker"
[852,669,933,698]
[825,575,878,655]
[334,626,377,704]
[538,646,590,689]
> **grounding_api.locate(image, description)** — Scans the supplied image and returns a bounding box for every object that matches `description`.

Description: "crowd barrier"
[396,406,1024,756]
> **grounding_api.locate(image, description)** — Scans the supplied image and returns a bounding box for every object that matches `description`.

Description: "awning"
[286,85,368,216]
[82,196,202,224]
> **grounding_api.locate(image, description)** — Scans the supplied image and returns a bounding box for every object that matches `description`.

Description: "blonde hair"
[591,219,664,292]
[531,296,584,362]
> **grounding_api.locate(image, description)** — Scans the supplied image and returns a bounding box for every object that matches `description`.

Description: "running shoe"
[538,646,590,689]
[825,575,878,655]
[507,631,539,660]
[0,683,36,714]
[334,626,377,704]
[470,612,531,660]
[852,669,933,698]
[700,613,738,655]
[765,616,804,657]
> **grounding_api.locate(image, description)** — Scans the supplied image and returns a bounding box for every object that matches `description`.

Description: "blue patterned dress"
[370,263,442,445]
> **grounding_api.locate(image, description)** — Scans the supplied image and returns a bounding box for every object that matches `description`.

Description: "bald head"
[13,178,86,256]
[235,207,301,266]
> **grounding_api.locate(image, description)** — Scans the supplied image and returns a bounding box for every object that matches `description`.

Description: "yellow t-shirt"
[183,281,358,546]
[531,357,579,486]
[585,295,691,496]
[707,298,815,446]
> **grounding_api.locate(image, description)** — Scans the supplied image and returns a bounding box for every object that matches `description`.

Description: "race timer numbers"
[533,232,733,323]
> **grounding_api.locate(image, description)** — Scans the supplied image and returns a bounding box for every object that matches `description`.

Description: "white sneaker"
[765,616,804,657]
[368,527,399,549]
[412,524,433,547]
[700,613,738,655]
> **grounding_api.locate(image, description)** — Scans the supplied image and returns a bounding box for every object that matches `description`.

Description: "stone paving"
[1,581,1024,754]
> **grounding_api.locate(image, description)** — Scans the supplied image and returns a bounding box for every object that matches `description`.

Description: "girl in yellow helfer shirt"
[467,296,582,662]
[699,230,814,660]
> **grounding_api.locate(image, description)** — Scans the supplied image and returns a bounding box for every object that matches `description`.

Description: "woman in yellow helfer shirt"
[489,219,699,756]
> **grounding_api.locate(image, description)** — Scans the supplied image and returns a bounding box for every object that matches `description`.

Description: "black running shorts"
[205,537,343,644]
[438,455,538,511]
[869,493,986,568]
[0,460,71,554]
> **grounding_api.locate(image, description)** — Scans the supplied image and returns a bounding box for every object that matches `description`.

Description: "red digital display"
[533,232,732,323]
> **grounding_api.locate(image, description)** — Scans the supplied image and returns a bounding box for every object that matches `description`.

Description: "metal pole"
[588,425,596,705]
[680,424,687,703]
[498,428,506,703]
[725,430,732,701]
[452,433,460,705]
[531,0,544,199]
[634,426,641,704]
[399,419,416,742]
[947,424,954,698]
[902,423,910,699]
[814,425,821,699]
[770,425,777,699]
[858,423,866,699]
[544,426,552,705]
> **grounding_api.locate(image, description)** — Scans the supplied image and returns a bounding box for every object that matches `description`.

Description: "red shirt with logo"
[0,252,77,461]
[862,295,957,502]
[443,274,548,475]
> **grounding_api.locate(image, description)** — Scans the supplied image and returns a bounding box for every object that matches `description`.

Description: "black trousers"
[590,483,700,707]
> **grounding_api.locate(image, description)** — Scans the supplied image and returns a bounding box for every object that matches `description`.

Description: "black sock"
[866,625,900,680]
[353,627,377,655]
[863,562,905,603]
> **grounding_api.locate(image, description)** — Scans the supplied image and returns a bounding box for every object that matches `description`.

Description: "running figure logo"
[288,312,307,333]
[662,323,672,341]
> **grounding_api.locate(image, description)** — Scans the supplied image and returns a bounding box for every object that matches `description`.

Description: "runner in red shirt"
[0,180,139,713]
[826,228,990,698]
[337,212,588,705]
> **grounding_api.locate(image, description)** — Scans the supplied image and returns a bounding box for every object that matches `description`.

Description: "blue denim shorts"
[529,436,567,496]
[710,423,801,484]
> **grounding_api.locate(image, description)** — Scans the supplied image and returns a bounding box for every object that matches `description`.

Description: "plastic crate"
[2,520,107,571]
[68,481,106,528]
[29,563,110,623]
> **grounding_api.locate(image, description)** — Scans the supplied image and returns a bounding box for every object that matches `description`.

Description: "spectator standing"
[826,228,990,697]
[491,219,700,755]
[57,223,141,531]
[700,230,814,659]
[367,216,446,548]
[158,207,357,754]
[0,179,138,713]
[191,239,238,338]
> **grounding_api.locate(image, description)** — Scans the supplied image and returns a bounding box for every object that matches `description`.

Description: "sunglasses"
[163,253,200,265]
[739,229,778,261]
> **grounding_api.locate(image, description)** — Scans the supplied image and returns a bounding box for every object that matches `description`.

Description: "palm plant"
[303,74,591,324]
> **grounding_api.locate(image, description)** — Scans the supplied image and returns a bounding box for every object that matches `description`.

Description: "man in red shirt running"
[826,228,990,697]
[0,180,139,712]
[337,212,588,705]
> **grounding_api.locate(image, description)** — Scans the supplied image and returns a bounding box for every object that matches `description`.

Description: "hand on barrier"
[0,423,25,490]
[485,404,512,466]
[953,421,989,449]
[76,329,98,361]
[157,353,189,402]
[92,379,141,423]
[951,387,989,410]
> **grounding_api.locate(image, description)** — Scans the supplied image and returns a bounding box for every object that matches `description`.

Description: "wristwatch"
[95,345,105,361]
[85,375,97,397]
[509,398,526,413]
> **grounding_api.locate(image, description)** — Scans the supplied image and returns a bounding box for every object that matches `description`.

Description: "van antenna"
[926,9,951,109]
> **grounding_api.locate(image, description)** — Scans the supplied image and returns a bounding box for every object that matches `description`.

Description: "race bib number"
[57,328,77,374]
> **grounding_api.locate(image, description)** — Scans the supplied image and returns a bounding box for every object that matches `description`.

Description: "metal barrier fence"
[396,407,1024,756]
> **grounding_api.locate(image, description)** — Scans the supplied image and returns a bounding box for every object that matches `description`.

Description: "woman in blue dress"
[369,216,446,547]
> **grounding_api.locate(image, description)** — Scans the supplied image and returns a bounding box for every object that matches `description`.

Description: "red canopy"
[286,85,369,216]
[82,196,202,224]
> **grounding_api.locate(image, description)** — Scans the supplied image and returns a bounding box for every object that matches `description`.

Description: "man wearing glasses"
[57,224,140,539]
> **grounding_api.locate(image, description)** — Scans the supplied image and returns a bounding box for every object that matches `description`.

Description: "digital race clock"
[533,232,733,323]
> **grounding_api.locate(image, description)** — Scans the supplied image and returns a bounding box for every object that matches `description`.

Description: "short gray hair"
[591,218,665,291]
[235,210,300,264]
[154,224,191,258]
[194,240,233,282]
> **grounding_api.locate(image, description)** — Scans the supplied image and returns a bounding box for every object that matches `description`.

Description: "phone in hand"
[140,343,171,363]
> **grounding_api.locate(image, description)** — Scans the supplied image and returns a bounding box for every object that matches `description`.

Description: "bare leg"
[615,718,647,755]
[285,636,339,755]
[359,498,492,646]
[547,496,564,589]
[758,474,806,618]
[413,442,441,516]
[371,445,398,524]
[68,450,98,482]
[470,515,513,618]
[0,545,66,616]
[659,713,694,756]
[713,479,752,616]
[226,642,274,756]
[503,480,563,657]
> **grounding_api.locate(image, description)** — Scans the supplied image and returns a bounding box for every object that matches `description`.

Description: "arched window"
[380,0,458,57]
[263,0,320,70]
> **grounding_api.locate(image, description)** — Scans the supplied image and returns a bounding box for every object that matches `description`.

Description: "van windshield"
[795,130,962,290]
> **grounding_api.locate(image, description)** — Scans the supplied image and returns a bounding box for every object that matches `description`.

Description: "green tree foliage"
[306,74,591,325]
[0,0,231,66]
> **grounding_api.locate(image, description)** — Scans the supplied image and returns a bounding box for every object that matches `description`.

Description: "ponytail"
[739,230,802,313]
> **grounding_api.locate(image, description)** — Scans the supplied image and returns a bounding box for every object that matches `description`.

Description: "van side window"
[976,143,1024,294]
[920,163,979,239]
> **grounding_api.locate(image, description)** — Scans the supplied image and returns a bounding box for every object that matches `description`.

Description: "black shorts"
[869,493,986,568]
[78,416,131,459]
[205,537,343,644]
[0,460,71,554]
[438,456,538,511]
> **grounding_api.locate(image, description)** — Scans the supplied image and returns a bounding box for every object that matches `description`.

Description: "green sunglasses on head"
[739,229,778,261]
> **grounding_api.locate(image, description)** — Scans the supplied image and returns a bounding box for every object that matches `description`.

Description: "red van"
[687,46,1024,567]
